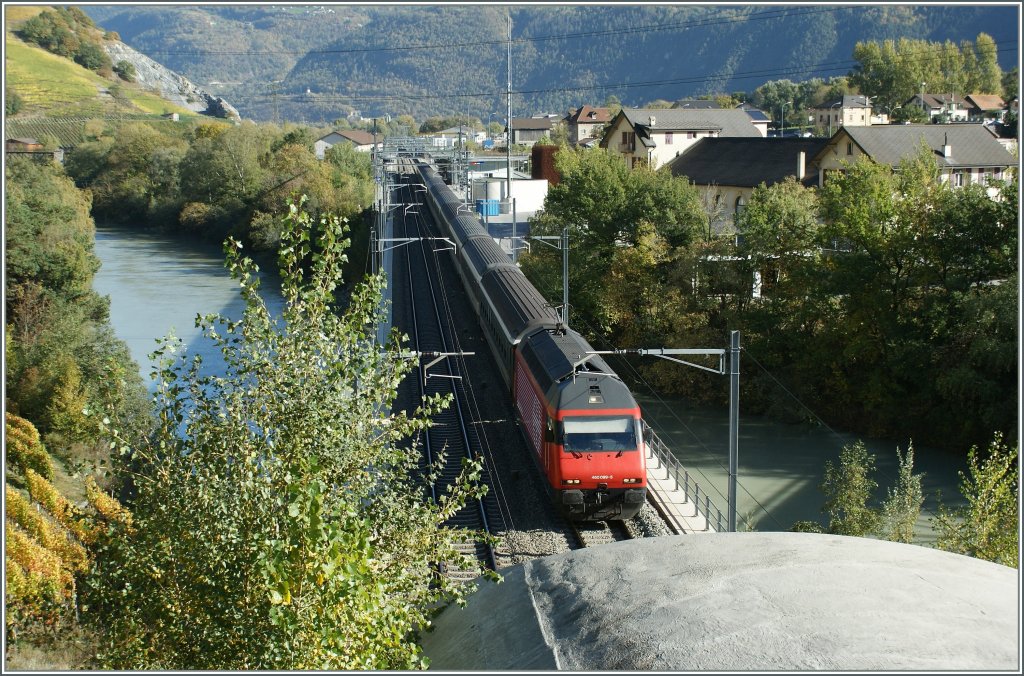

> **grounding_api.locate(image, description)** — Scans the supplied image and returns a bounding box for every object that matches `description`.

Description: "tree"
[752,79,801,125]
[1000,67,1018,104]
[6,86,24,115]
[524,147,703,334]
[113,60,136,83]
[820,441,880,537]
[974,33,1002,94]
[178,121,270,208]
[86,198,491,669]
[548,122,570,147]
[878,444,924,543]
[73,40,112,72]
[933,434,1018,567]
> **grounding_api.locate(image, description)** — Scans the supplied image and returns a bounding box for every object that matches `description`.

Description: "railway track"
[570,519,635,549]
[391,166,501,582]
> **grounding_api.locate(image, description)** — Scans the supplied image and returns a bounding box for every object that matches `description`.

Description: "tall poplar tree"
[86,198,491,669]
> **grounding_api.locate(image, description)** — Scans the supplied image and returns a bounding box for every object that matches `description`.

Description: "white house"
[564,105,612,145]
[812,124,1016,198]
[809,95,874,133]
[599,108,764,170]
[668,137,829,235]
[904,93,971,122]
[314,129,377,159]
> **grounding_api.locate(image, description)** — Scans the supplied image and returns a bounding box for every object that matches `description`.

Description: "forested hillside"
[82,4,1019,122]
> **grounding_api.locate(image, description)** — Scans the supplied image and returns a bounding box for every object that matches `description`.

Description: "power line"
[210,40,1020,107]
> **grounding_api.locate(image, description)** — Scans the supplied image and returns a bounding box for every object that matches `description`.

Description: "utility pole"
[727,330,740,533]
[511,197,517,264]
[528,227,569,324]
[506,8,513,204]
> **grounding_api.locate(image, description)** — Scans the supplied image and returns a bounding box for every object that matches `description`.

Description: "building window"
[953,171,965,187]
[735,195,746,214]
[687,131,697,139]
[846,142,853,156]
[665,132,673,144]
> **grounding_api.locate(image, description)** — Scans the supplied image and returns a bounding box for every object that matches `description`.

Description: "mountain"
[81,4,1019,123]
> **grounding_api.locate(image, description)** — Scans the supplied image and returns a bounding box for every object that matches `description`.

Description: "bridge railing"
[646,427,727,533]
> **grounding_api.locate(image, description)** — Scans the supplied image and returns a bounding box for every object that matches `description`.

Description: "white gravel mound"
[422,532,1019,671]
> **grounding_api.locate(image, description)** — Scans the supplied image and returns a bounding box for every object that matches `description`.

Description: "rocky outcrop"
[103,40,240,121]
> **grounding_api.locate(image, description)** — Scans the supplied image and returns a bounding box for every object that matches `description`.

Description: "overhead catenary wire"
[138,6,850,57]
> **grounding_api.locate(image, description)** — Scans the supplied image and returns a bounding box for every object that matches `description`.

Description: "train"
[412,160,648,521]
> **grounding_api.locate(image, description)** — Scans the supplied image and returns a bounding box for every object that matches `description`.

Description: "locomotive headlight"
[622,478,642,484]
[561,479,581,485]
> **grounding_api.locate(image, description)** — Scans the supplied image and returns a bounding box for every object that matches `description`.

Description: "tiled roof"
[825,124,1016,168]
[566,106,611,124]
[915,93,969,109]
[811,95,872,112]
[667,137,829,187]
[965,94,1006,111]
[737,103,771,122]
[320,130,375,145]
[621,108,761,137]
[509,117,553,130]
[336,129,376,145]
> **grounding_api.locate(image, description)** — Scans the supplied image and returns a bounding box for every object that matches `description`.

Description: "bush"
[934,434,1018,567]
[6,86,24,115]
[73,40,111,72]
[113,60,136,83]
[5,413,53,481]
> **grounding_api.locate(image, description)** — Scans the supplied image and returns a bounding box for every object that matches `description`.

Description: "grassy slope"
[4,6,195,119]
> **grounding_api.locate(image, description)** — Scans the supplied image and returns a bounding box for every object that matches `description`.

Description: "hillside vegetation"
[81,4,1018,121]
[4,6,195,125]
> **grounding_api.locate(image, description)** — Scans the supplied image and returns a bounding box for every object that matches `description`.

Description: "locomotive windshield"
[561,416,637,453]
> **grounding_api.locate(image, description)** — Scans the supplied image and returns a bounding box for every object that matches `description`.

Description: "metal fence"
[646,427,727,533]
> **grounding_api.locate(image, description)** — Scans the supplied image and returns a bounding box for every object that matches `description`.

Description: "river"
[91,224,286,390]
[91,224,968,542]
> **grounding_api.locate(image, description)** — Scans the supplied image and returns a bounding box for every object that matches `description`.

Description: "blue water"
[634,389,970,544]
[91,225,286,390]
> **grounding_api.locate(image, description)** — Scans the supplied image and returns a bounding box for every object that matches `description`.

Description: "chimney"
[649,115,656,128]
[797,151,806,180]
[943,133,952,158]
